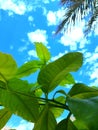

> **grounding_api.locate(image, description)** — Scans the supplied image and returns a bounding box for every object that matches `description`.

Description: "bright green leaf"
[33,104,57,130]
[0,78,39,122]
[38,52,83,93]
[0,52,17,82]
[35,42,51,63]
[16,60,42,78]
[56,118,77,130]
[34,88,43,97]
[0,108,12,129]
[60,73,75,86]
[67,96,98,130]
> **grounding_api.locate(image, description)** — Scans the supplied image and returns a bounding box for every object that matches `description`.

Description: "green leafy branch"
[0,43,98,130]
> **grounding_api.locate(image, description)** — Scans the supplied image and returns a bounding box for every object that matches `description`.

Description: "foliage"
[56,0,98,34]
[0,43,98,130]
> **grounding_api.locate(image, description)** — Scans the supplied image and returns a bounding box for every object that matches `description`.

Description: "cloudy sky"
[0,0,98,129]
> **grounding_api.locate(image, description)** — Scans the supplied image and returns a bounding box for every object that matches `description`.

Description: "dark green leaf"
[38,52,83,93]
[0,52,17,82]
[68,83,98,98]
[73,120,89,130]
[35,42,51,63]
[16,60,42,78]
[67,96,98,130]
[56,118,77,130]
[0,108,12,129]
[33,104,57,130]
[0,80,6,89]
[0,78,39,122]
[60,73,75,86]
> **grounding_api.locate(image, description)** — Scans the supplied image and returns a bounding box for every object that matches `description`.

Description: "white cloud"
[42,7,48,15]
[47,9,65,26]
[51,51,68,61]
[28,16,34,22]
[84,50,98,68]
[51,53,64,61]
[2,120,34,130]
[28,50,37,58]
[47,11,57,25]
[14,120,34,130]
[85,52,98,65]
[43,0,49,4]
[94,23,98,35]
[79,38,90,49]
[51,0,56,1]
[18,46,27,52]
[95,46,98,52]
[59,20,90,50]
[0,0,28,15]
[83,48,98,86]
[84,52,92,58]
[0,0,35,15]
[27,29,48,45]
[91,79,98,86]
[69,28,84,41]
[90,69,98,80]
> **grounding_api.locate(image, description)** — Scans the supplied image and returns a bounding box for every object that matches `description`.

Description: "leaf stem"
[37,97,69,109]
[39,103,69,110]
[7,90,69,110]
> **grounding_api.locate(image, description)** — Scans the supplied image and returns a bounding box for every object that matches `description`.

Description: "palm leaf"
[56,0,97,34]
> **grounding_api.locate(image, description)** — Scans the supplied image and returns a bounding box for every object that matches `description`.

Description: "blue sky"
[0,0,98,129]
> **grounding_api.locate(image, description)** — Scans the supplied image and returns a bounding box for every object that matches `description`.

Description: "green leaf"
[68,83,98,98]
[16,60,42,78]
[73,120,89,130]
[0,52,17,82]
[67,96,98,130]
[51,96,65,118]
[56,118,77,130]
[34,88,43,97]
[38,52,83,93]
[30,82,43,97]
[0,80,6,89]
[35,42,51,63]
[0,108,12,129]
[0,78,39,122]
[33,104,57,130]
[60,73,75,86]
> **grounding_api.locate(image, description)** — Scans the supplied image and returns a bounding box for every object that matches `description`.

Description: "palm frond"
[56,0,97,34]
[85,4,98,34]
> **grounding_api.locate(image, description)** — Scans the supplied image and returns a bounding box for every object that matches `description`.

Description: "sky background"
[0,0,98,129]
